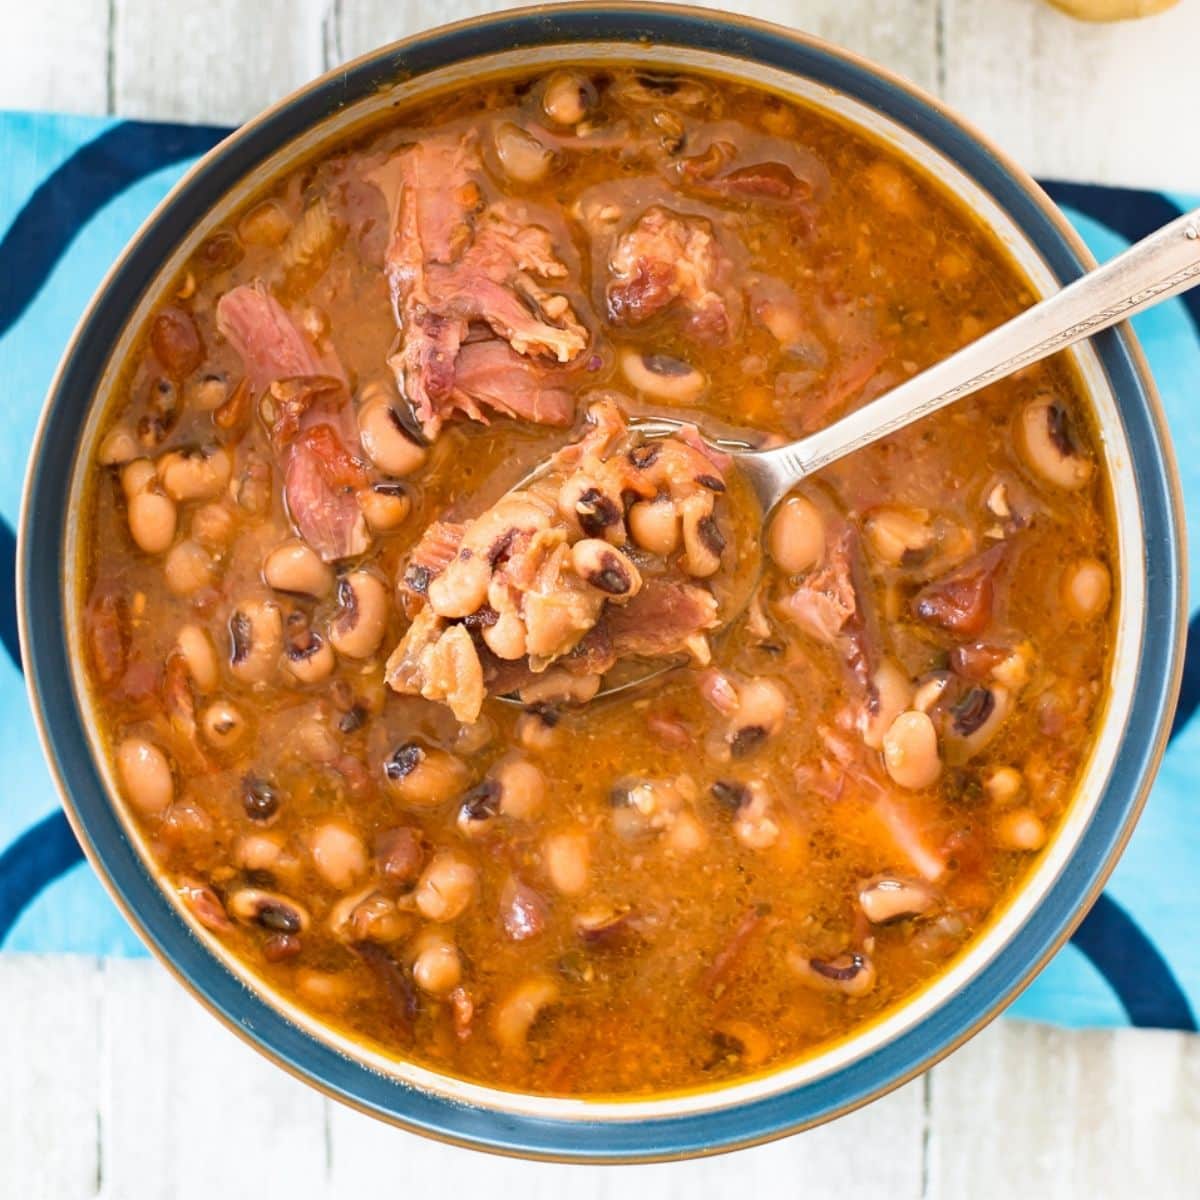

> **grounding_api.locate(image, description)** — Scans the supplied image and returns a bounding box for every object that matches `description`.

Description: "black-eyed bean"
[228,600,283,684]
[175,623,219,692]
[859,659,913,750]
[329,570,389,659]
[427,554,491,619]
[571,538,642,598]
[410,930,463,995]
[864,505,932,567]
[264,538,334,598]
[482,609,528,660]
[456,779,501,838]
[494,121,556,184]
[543,831,590,895]
[1016,396,1094,491]
[282,614,335,684]
[767,494,825,574]
[360,482,411,532]
[296,968,354,1009]
[628,496,680,556]
[98,424,138,466]
[227,887,310,933]
[542,71,595,126]
[666,810,710,855]
[994,807,1046,851]
[190,374,228,411]
[492,975,560,1053]
[984,766,1023,805]
[517,669,601,707]
[414,851,479,921]
[620,350,707,403]
[307,821,368,890]
[157,445,232,503]
[881,710,942,789]
[730,780,779,850]
[493,756,546,820]
[116,736,174,816]
[383,741,469,807]
[1060,557,1111,622]
[357,387,428,477]
[680,491,724,578]
[164,539,216,595]
[328,887,410,944]
[234,832,285,873]
[200,698,247,750]
[945,684,1012,761]
[557,474,625,544]
[515,708,562,752]
[787,949,877,997]
[125,484,178,555]
[858,876,937,923]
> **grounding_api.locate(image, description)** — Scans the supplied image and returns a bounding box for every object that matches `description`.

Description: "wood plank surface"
[0,1,110,115]
[4,956,1200,1198]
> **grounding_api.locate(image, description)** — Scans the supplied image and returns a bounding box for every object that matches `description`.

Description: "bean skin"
[116,736,173,816]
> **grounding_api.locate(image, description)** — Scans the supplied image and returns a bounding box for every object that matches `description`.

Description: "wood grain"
[0,1,110,115]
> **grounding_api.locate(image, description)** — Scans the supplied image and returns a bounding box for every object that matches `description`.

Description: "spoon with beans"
[499,205,1200,703]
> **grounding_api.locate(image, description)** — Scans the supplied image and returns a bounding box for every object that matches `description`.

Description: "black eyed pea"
[628,496,680,556]
[413,851,479,922]
[360,482,411,532]
[282,617,336,685]
[542,70,596,126]
[787,949,877,997]
[227,887,311,934]
[492,975,561,1053]
[493,121,556,184]
[307,821,368,891]
[427,554,492,619]
[190,374,229,411]
[557,474,625,545]
[731,677,789,753]
[329,570,389,659]
[994,807,1046,852]
[859,659,913,751]
[410,929,463,996]
[164,539,216,596]
[515,708,562,752]
[864,505,932,567]
[383,741,469,808]
[619,349,707,403]
[115,735,174,816]
[542,830,590,895]
[493,756,546,820]
[984,766,1023,805]
[1016,396,1094,491]
[768,494,825,574]
[731,780,780,850]
[200,698,247,750]
[234,832,285,873]
[1060,557,1112,622]
[517,669,600,707]
[482,609,528,661]
[858,875,937,924]
[881,710,942,790]
[680,491,725,578]
[228,599,284,684]
[296,969,354,1009]
[175,623,219,692]
[264,538,334,598]
[571,539,642,599]
[98,424,139,466]
[357,389,427,477]
[122,460,177,555]
[157,445,232,503]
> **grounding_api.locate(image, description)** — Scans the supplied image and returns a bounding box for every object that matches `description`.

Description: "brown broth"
[80,65,1113,1096]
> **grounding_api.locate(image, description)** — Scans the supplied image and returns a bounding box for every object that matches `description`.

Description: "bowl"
[19,2,1185,1162]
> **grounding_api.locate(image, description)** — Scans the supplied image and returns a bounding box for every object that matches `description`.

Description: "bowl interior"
[22,8,1183,1161]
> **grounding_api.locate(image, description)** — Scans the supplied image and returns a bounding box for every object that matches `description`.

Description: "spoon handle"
[754,206,1200,501]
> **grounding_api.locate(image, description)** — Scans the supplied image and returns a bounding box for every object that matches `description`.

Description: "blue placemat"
[0,111,1196,1032]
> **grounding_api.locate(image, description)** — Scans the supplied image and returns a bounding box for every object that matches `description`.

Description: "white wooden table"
[3,2,1199,1197]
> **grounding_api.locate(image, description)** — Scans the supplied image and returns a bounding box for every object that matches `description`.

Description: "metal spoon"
[516,206,1200,702]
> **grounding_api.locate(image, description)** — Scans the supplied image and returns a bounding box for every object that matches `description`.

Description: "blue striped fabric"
[0,112,1195,1030]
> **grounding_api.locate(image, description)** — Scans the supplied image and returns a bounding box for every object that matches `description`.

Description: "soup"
[81,65,1113,1096]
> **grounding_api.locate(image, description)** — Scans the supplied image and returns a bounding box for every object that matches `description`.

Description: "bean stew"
[81,65,1114,1096]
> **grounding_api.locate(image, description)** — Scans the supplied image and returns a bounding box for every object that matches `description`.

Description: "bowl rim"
[17,0,1186,1163]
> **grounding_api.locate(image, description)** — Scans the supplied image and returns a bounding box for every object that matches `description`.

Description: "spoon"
[515,206,1200,702]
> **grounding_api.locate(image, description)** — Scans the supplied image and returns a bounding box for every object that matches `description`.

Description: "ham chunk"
[216,282,368,561]
[607,205,735,341]
[385,400,730,722]
[367,135,588,439]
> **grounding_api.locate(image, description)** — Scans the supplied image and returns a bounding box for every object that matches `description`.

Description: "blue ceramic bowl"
[19,3,1185,1162]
